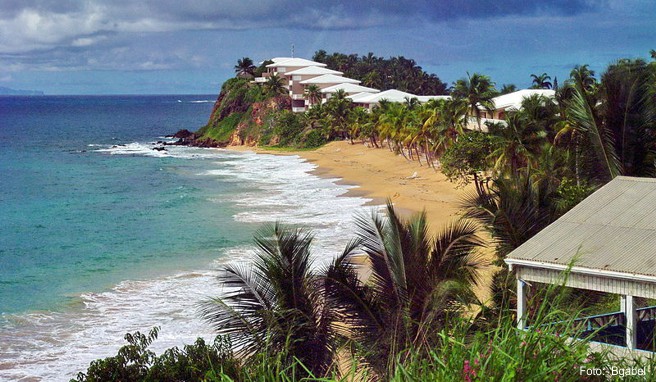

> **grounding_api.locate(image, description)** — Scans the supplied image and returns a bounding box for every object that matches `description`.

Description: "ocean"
[0,95,373,380]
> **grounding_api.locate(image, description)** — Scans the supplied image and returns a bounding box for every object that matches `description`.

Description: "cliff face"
[173,78,290,147]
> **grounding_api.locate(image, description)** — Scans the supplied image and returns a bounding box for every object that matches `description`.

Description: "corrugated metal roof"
[506,176,656,277]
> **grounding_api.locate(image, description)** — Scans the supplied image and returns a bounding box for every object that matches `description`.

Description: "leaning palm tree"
[200,223,341,377]
[325,202,486,378]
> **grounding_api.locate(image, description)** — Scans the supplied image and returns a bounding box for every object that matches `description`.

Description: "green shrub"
[272,110,304,146]
[301,129,326,148]
[71,328,240,382]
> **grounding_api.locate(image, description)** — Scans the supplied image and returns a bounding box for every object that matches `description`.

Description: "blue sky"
[1,0,654,95]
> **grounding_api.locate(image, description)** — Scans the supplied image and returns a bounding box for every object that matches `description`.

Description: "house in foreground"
[506,176,656,351]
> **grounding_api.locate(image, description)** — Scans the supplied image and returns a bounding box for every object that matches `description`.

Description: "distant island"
[0,86,44,96]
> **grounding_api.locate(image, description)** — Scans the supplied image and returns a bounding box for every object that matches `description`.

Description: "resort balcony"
[253,77,267,83]
[292,106,306,113]
[291,94,305,100]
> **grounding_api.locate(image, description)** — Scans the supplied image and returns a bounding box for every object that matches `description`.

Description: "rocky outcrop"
[171,78,293,149]
[166,130,226,148]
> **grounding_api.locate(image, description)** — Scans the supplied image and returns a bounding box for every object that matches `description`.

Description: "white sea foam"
[0,145,379,381]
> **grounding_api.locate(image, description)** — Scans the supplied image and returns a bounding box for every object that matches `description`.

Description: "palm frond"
[568,85,622,180]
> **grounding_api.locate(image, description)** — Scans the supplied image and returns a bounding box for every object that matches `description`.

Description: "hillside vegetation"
[190,52,449,148]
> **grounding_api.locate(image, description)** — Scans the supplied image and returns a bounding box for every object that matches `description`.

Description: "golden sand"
[229,141,494,302]
[231,141,474,229]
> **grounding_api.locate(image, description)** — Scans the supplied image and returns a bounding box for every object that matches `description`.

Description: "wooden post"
[624,295,637,349]
[517,278,527,330]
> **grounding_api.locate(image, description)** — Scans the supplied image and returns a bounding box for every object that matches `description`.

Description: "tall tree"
[304,84,322,107]
[265,75,287,96]
[326,202,485,377]
[530,73,553,89]
[452,72,498,130]
[201,223,342,377]
[234,57,256,76]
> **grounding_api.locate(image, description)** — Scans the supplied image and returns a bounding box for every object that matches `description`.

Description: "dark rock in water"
[152,147,166,151]
[172,129,194,139]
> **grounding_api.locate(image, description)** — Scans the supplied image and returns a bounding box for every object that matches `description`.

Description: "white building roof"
[285,66,343,76]
[348,92,376,102]
[349,89,417,104]
[300,74,360,85]
[486,89,556,111]
[417,95,451,103]
[266,58,327,68]
[321,83,379,94]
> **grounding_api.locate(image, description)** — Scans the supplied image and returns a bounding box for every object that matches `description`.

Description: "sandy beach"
[231,141,475,233]
[230,141,494,302]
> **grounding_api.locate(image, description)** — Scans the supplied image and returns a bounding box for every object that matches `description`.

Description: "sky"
[0,0,654,95]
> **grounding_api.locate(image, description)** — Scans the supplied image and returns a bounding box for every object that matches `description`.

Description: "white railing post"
[625,295,637,349]
[517,278,527,330]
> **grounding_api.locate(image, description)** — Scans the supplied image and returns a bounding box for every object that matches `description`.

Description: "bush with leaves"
[440,131,498,188]
[72,328,239,382]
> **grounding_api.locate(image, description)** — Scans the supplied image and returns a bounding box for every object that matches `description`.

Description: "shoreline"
[228,141,495,303]
[228,141,475,232]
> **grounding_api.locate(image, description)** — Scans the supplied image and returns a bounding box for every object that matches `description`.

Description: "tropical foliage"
[86,51,656,380]
[312,50,449,95]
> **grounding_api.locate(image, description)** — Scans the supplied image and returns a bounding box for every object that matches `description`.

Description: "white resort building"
[254,56,556,120]
[254,56,449,113]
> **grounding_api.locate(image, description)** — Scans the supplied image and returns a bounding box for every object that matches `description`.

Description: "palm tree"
[200,223,340,377]
[569,64,596,94]
[326,202,486,377]
[500,84,517,94]
[304,84,322,107]
[265,75,287,97]
[530,73,553,89]
[235,57,256,77]
[452,72,497,130]
[324,89,352,140]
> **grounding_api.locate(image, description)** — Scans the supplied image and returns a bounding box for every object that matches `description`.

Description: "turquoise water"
[0,95,254,314]
[0,95,374,380]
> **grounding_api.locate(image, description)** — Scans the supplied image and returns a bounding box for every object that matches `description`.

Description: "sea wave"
[0,145,377,381]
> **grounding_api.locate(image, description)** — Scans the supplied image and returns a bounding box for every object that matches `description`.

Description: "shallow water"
[0,95,376,380]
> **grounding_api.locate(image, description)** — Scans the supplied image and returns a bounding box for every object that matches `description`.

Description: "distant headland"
[0,86,44,96]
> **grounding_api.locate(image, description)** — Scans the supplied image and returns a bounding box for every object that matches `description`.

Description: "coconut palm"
[347,106,371,144]
[530,73,553,89]
[304,84,322,107]
[234,57,256,76]
[569,64,596,94]
[265,75,287,97]
[500,84,517,94]
[200,223,341,377]
[452,72,497,130]
[566,82,622,182]
[326,202,486,377]
[324,89,352,140]
[378,102,407,155]
[599,58,656,176]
